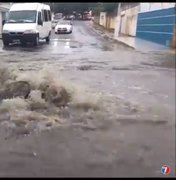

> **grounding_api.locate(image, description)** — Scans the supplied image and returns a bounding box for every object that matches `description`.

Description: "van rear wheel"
[46,32,51,43]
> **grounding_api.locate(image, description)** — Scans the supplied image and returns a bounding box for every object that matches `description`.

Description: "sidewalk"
[116,35,175,54]
[87,21,115,40]
[88,20,175,54]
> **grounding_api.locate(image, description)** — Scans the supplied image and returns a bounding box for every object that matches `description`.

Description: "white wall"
[99,12,106,27]
[110,16,116,29]
[120,15,126,34]
[114,16,120,38]
[139,3,175,13]
[131,15,138,36]
[120,5,139,36]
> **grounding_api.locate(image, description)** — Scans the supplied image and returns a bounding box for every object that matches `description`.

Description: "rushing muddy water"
[0,63,173,141]
[0,64,146,138]
[0,65,99,133]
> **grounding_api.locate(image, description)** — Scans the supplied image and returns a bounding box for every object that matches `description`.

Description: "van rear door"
[42,9,51,38]
[37,11,45,38]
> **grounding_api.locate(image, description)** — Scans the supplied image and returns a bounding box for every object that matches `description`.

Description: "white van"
[2,3,52,46]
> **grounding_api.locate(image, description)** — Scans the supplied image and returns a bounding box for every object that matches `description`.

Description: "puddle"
[112,67,132,71]
[77,65,102,71]
[116,117,168,126]
[154,60,175,69]
[5,60,22,63]
[141,60,176,69]
[70,45,78,48]
[3,44,47,53]
[87,61,108,65]
[112,65,144,71]
[90,43,98,47]
[101,45,113,51]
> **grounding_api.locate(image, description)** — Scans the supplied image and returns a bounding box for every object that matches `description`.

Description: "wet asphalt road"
[0,21,175,177]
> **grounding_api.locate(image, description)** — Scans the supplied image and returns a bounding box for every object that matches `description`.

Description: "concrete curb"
[89,21,135,50]
[112,38,135,50]
[104,35,135,50]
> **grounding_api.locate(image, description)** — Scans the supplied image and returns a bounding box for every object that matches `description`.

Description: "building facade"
[99,12,107,27]
[99,11,116,30]
[0,3,11,37]
[114,3,139,38]
[119,3,139,36]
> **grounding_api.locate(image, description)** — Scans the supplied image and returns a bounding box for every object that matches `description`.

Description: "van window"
[44,10,48,22]
[48,10,51,21]
[42,10,44,21]
[38,11,42,23]
[7,10,37,23]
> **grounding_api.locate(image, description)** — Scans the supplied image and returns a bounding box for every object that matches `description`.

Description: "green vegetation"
[47,3,118,15]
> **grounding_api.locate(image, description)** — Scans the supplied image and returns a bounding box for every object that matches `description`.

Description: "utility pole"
[114,3,121,39]
[117,3,121,17]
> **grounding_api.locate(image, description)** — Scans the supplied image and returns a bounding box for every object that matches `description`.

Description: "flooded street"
[0,21,175,177]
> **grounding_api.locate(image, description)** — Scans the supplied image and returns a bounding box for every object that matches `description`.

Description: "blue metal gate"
[136,7,176,46]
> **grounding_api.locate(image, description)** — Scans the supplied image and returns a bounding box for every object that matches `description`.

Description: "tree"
[47,3,119,16]
[90,3,118,15]
[91,3,104,15]
[47,3,91,15]
[103,3,118,13]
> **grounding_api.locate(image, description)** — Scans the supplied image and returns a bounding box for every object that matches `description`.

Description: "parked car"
[76,14,82,20]
[55,21,73,34]
[2,3,52,46]
[82,13,91,20]
[65,15,75,20]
